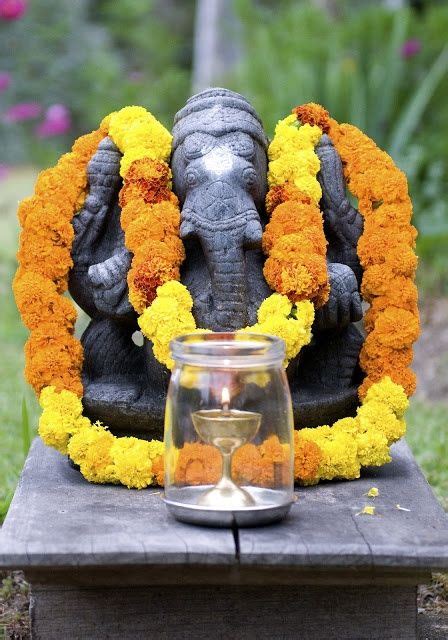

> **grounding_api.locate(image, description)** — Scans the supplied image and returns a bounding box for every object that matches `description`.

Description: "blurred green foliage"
[229,1,448,292]
[0,0,194,166]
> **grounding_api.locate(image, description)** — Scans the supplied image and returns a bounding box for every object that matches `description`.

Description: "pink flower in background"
[0,0,27,20]
[0,71,11,92]
[401,39,421,59]
[35,104,71,138]
[3,102,41,122]
[0,164,11,181]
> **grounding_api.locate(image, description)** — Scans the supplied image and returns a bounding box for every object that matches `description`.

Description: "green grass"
[0,168,446,520]
[407,401,448,510]
[0,169,39,520]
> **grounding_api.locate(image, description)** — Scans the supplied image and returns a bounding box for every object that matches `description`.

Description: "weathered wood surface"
[30,584,417,640]
[238,439,448,571]
[1,437,447,577]
[0,438,235,568]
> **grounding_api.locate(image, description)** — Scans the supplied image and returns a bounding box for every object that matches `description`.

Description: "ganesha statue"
[67,88,364,437]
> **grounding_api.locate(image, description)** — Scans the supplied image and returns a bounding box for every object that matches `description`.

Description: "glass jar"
[163,332,295,527]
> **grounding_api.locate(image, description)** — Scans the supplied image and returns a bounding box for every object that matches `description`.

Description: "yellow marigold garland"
[14,103,418,489]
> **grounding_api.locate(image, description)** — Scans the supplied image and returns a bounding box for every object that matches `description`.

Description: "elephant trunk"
[200,229,247,331]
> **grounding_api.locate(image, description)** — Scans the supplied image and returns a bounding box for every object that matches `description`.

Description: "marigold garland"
[324,114,420,397]
[263,114,330,308]
[14,102,418,490]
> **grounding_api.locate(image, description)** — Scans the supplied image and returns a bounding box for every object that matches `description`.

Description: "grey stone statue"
[69,88,364,437]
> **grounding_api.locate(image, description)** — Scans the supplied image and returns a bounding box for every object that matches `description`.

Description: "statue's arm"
[316,134,363,284]
[314,135,364,331]
[70,137,134,320]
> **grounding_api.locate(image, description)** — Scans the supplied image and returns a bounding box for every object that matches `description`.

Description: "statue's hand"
[315,263,362,331]
[88,248,134,318]
[317,134,363,250]
[71,195,110,261]
[71,137,122,264]
[322,200,363,250]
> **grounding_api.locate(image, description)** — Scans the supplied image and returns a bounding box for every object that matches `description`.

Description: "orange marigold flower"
[23,202,75,248]
[174,443,221,486]
[232,444,265,485]
[357,229,416,269]
[13,271,77,332]
[329,116,419,397]
[120,197,148,231]
[263,201,326,255]
[364,202,413,228]
[71,129,104,165]
[25,324,83,396]
[359,346,413,378]
[264,234,329,307]
[17,232,72,291]
[293,431,322,484]
[152,455,164,486]
[265,184,311,214]
[17,196,38,228]
[372,307,420,350]
[129,254,180,311]
[293,103,330,133]
[119,158,172,209]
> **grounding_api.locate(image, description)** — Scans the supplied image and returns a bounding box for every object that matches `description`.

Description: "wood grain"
[1,438,447,577]
[238,440,448,571]
[30,584,417,640]
[0,438,235,568]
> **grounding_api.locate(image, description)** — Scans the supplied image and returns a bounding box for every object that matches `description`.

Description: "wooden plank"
[0,438,235,568]
[30,584,417,640]
[1,438,447,577]
[238,440,448,571]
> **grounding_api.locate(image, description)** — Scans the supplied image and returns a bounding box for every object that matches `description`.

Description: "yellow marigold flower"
[242,301,313,366]
[366,487,379,498]
[110,437,154,489]
[108,106,152,148]
[138,289,197,369]
[109,106,172,176]
[300,426,360,481]
[269,119,322,161]
[39,386,82,418]
[357,400,405,445]
[38,409,72,455]
[356,428,390,467]
[67,422,106,464]
[293,174,322,204]
[332,416,359,436]
[363,377,409,418]
[156,280,193,310]
[357,505,376,516]
[72,425,117,484]
[148,440,165,460]
[257,293,292,322]
[295,299,315,328]
[269,149,320,186]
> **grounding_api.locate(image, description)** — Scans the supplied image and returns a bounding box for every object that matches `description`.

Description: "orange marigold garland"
[325,117,420,397]
[13,127,105,396]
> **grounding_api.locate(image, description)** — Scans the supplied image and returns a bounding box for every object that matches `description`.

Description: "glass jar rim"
[170,332,285,367]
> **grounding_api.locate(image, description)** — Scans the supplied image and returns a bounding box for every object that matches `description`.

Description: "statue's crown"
[172,87,268,152]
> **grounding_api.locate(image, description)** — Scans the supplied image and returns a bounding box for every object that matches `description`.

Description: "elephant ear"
[70,136,134,319]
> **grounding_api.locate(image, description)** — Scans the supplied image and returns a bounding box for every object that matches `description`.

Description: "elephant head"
[171,88,271,331]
